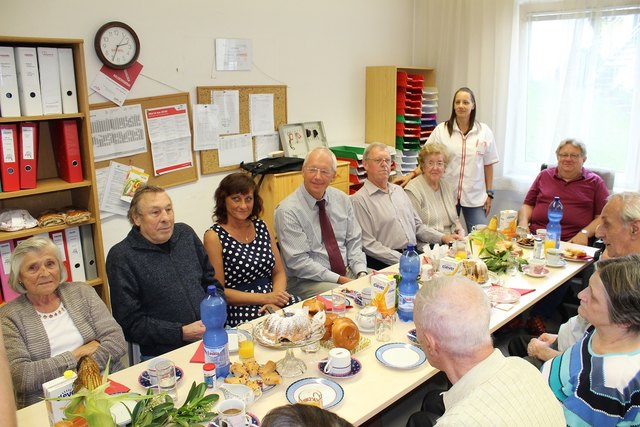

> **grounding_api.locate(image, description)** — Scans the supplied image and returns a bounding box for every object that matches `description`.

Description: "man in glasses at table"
[352,143,440,270]
[275,147,368,300]
[517,138,609,246]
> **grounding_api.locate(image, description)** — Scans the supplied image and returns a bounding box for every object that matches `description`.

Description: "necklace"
[227,221,253,243]
[35,303,66,320]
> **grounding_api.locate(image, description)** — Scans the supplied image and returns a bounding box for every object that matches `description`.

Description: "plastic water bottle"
[547,196,564,249]
[398,244,420,322]
[201,285,230,378]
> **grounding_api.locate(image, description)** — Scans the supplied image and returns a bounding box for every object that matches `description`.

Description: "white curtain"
[414,0,640,192]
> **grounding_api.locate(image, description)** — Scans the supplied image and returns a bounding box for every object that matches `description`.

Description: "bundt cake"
[261,307,315,344]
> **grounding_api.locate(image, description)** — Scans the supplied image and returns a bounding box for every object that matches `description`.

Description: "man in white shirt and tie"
[352,142,439,270]
[275,147,368,299]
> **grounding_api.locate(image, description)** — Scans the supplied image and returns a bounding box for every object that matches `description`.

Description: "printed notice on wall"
[90,104,147,162]
[145,104,193,175]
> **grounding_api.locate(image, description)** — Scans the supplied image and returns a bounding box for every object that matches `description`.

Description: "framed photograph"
[279,123,308,158]
[302,121,328,150]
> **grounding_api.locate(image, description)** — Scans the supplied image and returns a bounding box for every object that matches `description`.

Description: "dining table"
[16,241,597,427]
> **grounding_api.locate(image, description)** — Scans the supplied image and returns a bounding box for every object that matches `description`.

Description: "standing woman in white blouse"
[405,142,465,244]
[397,87,499,231]
[0,237,126,408]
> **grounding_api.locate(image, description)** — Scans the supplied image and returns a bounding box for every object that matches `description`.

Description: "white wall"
[1,0,419,255]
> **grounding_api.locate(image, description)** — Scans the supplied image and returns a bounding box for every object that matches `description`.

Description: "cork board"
[196,85,287,175]
[90,93,198,189]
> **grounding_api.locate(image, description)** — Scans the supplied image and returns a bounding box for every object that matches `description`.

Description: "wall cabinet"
[365,66,436,147]
[0,36,109,308]
[258,160,349,234]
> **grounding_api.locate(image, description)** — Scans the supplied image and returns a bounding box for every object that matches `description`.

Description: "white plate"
[375,343,426,369]
[522,266,549,278]
[227,329,252,353]
[286,377,344,409]
[486,287,521,304]
[546,259,566,268]
[562,254,594,263]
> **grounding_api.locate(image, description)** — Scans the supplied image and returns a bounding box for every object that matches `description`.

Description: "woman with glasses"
[397,87,499,232]
[204,173,300,327]
[517,138,608,245]
[542,254,640,426]
[405,142,465,244]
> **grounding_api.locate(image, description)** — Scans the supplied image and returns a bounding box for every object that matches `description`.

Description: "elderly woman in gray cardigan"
[0,237,126,408]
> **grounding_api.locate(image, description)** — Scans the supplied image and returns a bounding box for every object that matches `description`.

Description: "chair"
[540,163,615,192]
[127,341,142,366]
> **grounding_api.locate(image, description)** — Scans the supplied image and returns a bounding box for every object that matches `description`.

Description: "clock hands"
[111,37,130,62]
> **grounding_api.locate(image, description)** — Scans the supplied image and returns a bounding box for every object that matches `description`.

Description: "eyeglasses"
[367,158,392,166]
[557,153,582,159]
[425,161,445,168]
[305,167,333,177]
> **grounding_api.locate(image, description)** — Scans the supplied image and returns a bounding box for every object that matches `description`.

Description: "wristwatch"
[486,189,495,199]
[357,271,368,278]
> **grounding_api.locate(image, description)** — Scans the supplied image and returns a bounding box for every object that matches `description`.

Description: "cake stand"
[254,319,325,378]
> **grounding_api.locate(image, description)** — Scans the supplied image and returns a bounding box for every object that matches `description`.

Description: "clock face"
[94,22,140,69]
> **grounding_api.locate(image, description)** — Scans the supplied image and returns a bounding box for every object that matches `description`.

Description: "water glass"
[331,290,347,317]
[506,251,519,276]
[375,313,394,342]
[156,359,177,401]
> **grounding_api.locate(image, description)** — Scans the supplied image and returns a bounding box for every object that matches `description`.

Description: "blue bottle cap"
[207,285,218,295]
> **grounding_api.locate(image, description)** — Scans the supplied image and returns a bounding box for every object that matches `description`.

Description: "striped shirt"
[542,327,640,427]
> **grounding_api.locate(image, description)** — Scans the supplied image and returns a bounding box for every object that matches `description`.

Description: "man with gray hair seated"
[408,275,565,426]
[275,147,368,299]
[352,142,439,270]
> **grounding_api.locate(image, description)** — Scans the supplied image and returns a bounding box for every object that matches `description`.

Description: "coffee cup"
[529,258,546,275]
[323,347,351,375]
[219,383,261,407]
[546,248,562,265]
[147,357,171,387]
[471,224,487,232]
[217,398,246,427]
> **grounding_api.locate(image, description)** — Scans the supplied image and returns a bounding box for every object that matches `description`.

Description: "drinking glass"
[236,322,254,361]
[375,313,394,342]
[156,360,177,401]
[331,290,347,317]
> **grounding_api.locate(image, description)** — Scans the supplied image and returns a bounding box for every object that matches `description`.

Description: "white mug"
[217,398,246,427]
[323,347,351,375]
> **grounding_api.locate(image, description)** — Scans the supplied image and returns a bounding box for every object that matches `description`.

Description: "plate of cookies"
[223,359,282,393]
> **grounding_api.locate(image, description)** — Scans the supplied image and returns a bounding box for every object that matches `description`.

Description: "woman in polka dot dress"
[204,173,300,327]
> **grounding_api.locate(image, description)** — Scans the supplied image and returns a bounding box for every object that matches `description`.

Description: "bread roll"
[302,298,325,316]
[331,317,360,351]
[323,312,339,341]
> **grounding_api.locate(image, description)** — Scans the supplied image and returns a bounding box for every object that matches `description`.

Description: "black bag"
[240,157,304,190]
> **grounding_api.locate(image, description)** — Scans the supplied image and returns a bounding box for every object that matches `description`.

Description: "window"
[511,3,640,190]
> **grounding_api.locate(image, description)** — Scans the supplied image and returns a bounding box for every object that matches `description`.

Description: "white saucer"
[546,259,566,268]
[522,266,549,278]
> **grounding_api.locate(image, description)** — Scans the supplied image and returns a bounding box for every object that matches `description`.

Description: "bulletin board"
[196,85,287,175]
[90,93,198,189]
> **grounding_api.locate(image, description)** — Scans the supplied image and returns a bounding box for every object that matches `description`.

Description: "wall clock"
[94,21,140,69]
